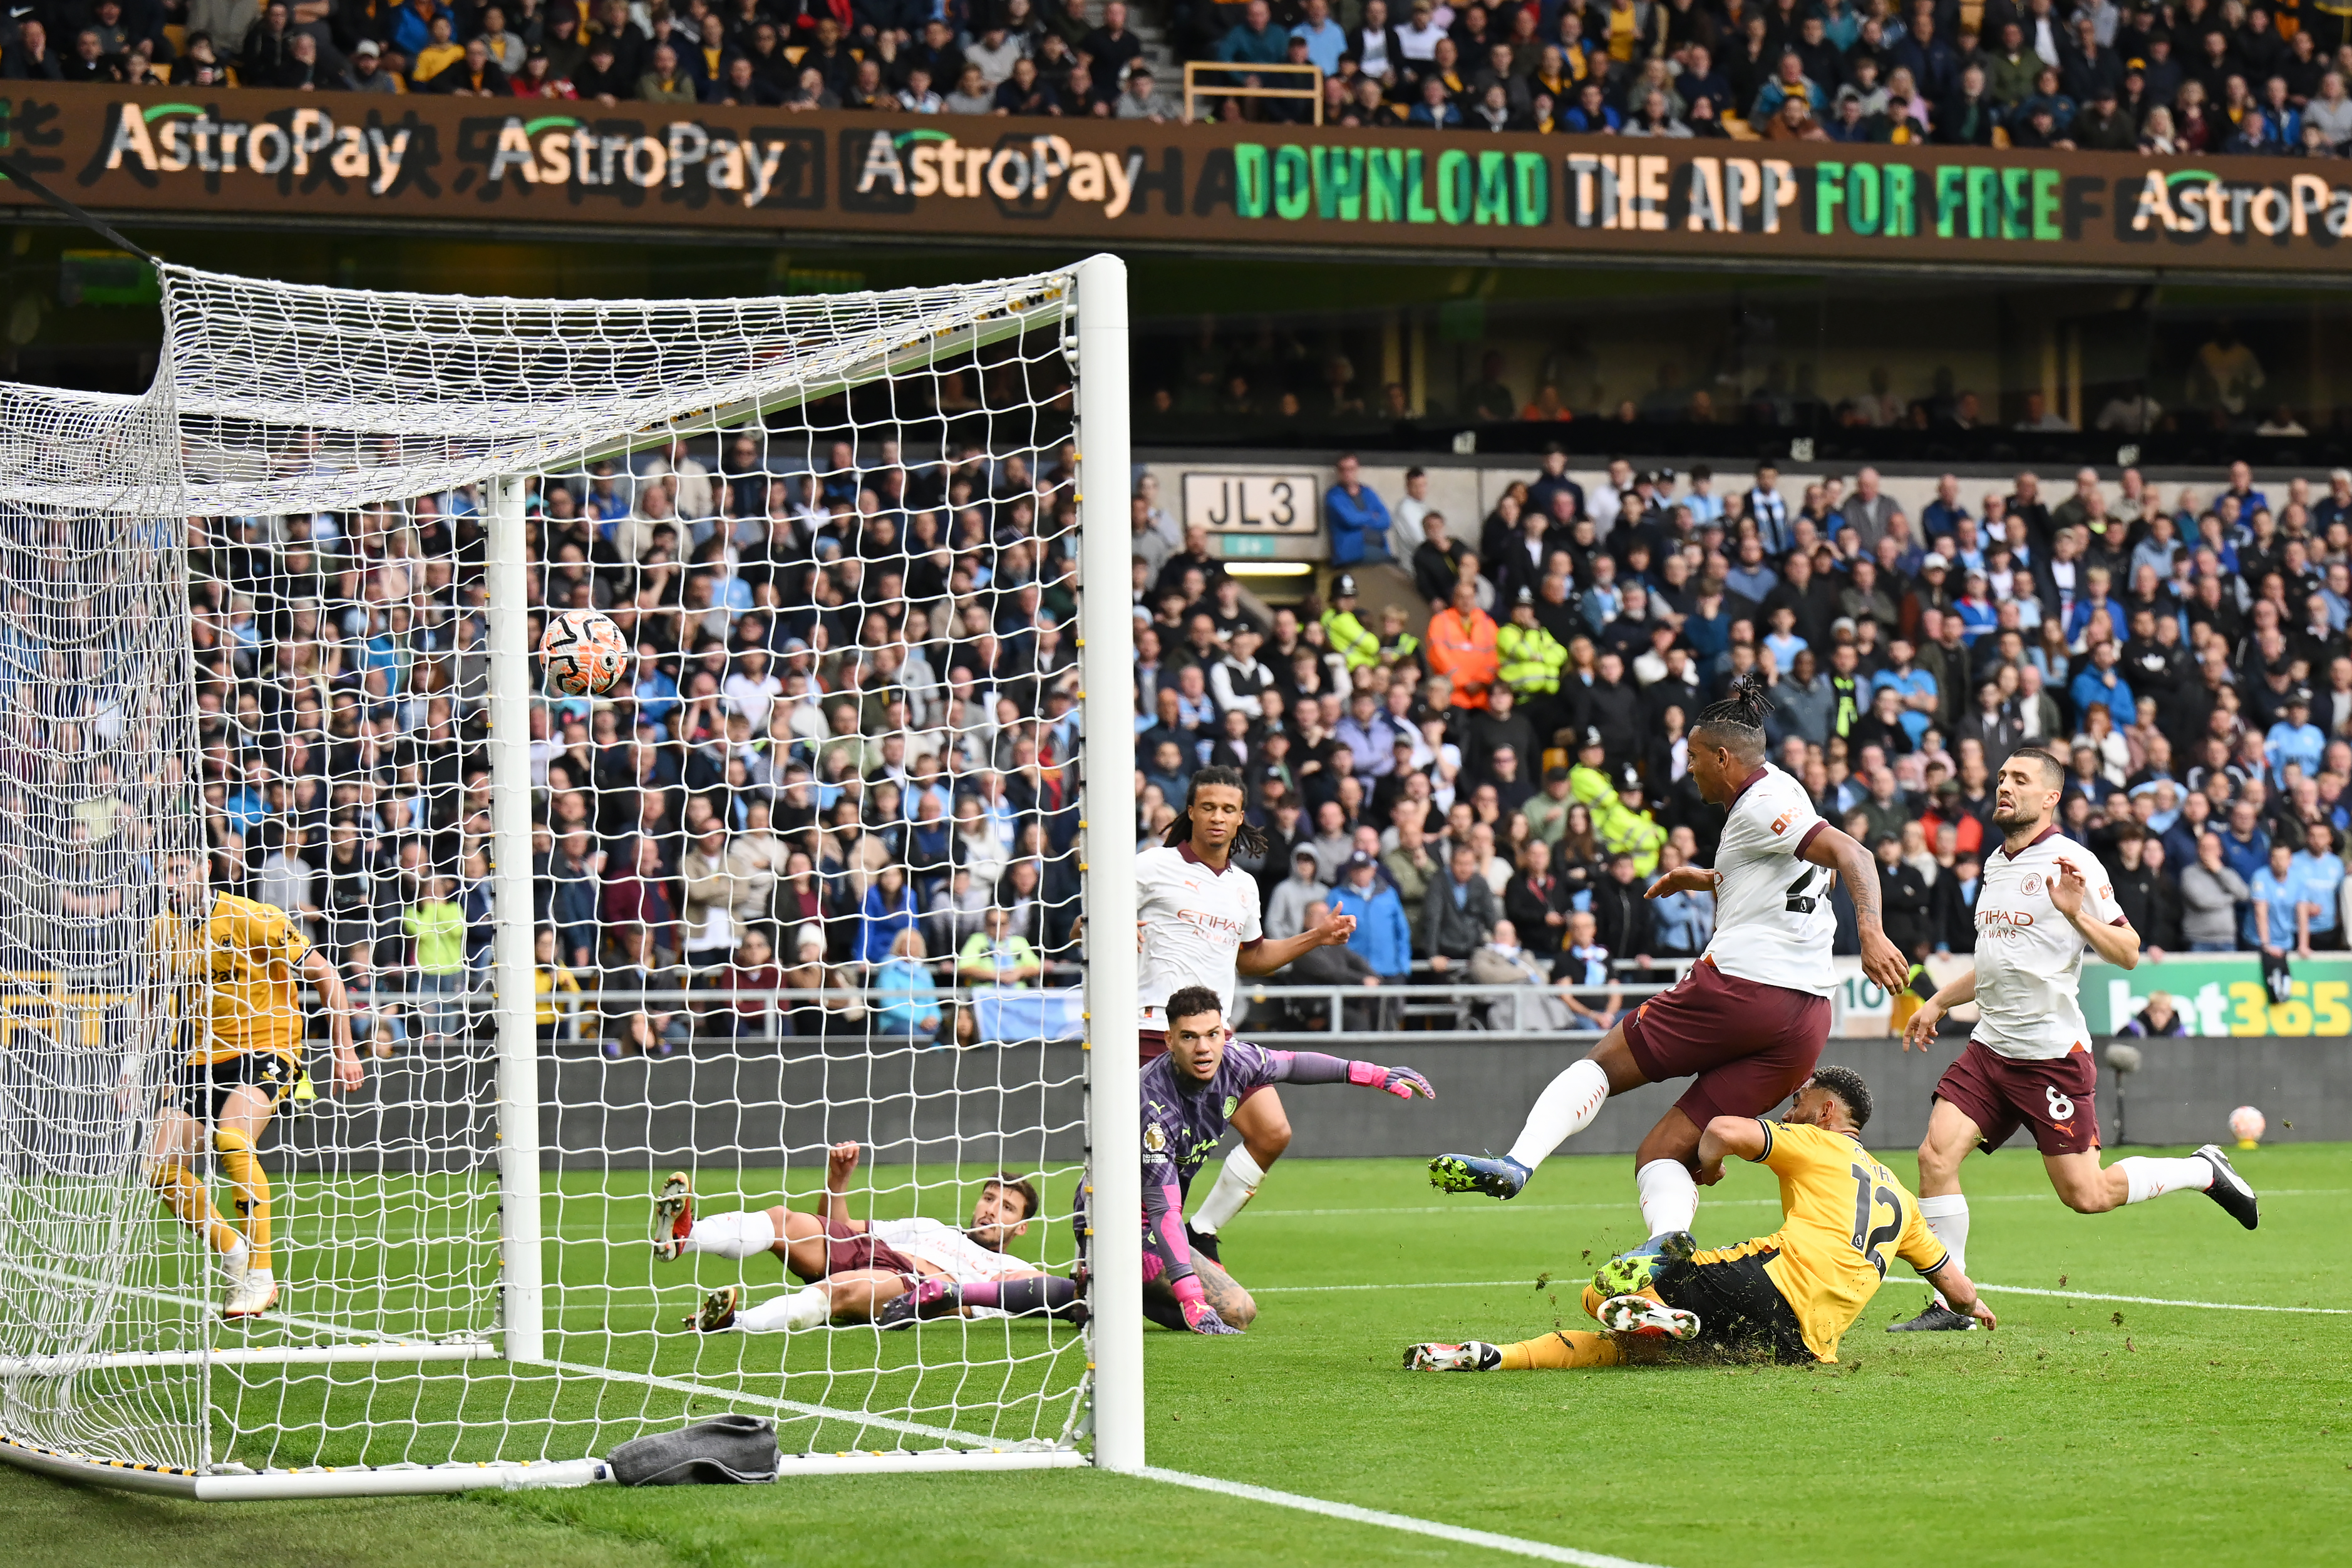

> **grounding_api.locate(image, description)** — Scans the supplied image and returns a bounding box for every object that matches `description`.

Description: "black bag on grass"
[607,1414,779,1485]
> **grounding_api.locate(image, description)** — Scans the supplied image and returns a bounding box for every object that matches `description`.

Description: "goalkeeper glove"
[1348,1060,1436,1100]
[1181,1297,1243,1334]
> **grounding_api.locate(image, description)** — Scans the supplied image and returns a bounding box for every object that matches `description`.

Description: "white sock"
[1505,1058,1611,1170]
[685,1210,777,1260]
[736,1284,830,1333]
[2118,1156,2213,1205]
[1190,1147,1267,1234]
[1919,1194,1969,1309]
[1636,1160,1698,1239]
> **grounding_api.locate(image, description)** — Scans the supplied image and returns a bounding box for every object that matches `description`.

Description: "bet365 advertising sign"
[3,84,2349,272]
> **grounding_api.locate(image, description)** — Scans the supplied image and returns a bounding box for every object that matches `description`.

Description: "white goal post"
[0,254,1142,1497]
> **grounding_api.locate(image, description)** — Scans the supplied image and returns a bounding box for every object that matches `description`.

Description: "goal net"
[0,257,1143,1497]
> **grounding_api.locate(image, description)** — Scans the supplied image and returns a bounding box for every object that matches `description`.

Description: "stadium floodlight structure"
[0,255,1142,1497]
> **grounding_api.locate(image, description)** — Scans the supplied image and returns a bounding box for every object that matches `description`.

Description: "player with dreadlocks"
[1432,674,1910,1254]
[1135,765,1361,1256]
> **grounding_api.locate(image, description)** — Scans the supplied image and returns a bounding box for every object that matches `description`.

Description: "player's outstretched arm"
[1802,823,1909,993]
[299,947,363,1093]
[1921,1257,1996,1330]
[1644,866,1721,900]
[1904,967,1977,1051]
[2050,857,2142,970]
[1271,1050,1435,1100]
[1237,904,1360,976]
[823,1141,865,1230]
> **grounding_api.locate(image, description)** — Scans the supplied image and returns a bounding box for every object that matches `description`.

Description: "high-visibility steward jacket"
[1426,604,1500,708]
[1322,606,1381,670]
[1495,621,1567,696]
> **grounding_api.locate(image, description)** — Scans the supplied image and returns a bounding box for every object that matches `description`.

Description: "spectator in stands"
[872,929,944,1044]
[1427,575,1500,712]
[2180,832,2251,952]
[958,905,1043,989]
[1421,841,1499,973]
[1330,852,1412,983]
[1324,455,1392,567]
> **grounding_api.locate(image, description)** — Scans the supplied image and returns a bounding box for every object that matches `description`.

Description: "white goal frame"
[0,253,1143,1498]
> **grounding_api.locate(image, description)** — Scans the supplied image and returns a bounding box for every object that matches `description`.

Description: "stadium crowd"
[178,374,2352,1057]
[186,430,1089,1057]
[23,0,2352,157]
[1135,446,2352,1026]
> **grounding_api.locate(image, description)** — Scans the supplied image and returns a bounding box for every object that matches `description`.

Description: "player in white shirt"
[1892,748,2259,1332]
[1134,766,1361,1258]
[1434,676,1909,1245]
[654,1143,1082,1332]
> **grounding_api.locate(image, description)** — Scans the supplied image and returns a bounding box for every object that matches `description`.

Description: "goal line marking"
[539,1358,1046,1448]
[1138,1466,1669,1568]
[1251,1279,2348,1314]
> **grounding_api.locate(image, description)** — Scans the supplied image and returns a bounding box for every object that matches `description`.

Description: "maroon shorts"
[822,1219,917,1277]
[1934,1039,2100,1157]
[1621,956,1832,1128]
[1138,1027,1271,1105]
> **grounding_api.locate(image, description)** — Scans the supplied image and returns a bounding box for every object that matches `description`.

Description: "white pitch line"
[1252,1277,2346,1314]
[1247,1189,2349,1219]
[1254,1280,1535,1295]
[1972,1284,2351,1314]
[1139,1467,1669,1567]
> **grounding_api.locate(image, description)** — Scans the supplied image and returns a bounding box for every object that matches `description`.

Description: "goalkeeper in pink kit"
[1123,986,1435,1333]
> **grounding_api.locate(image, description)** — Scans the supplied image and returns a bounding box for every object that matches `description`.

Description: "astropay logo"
[845,128,1145,220]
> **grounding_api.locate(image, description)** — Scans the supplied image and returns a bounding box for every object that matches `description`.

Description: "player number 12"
[1848,1163,1904,1278]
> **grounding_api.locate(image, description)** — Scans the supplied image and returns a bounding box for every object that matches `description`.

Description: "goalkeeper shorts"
[177,1049,298,1123]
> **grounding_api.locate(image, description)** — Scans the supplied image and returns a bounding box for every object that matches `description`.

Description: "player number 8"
[2045,1086,2075,1121]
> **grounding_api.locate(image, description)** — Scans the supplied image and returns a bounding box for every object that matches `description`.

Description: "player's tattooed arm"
[1802,823,1909,993]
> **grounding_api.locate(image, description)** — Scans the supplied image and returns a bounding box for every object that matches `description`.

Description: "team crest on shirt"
[2021,874,2044,896]
[1144,1123,1167,1153]
[1222,1095,1239,1120]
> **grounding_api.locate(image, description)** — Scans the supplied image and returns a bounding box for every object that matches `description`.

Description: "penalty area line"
[1137,1466,1670,1568]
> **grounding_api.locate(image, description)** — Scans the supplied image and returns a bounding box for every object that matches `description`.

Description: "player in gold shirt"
[1403,1066,1994,1371]
[134,856,361,1319]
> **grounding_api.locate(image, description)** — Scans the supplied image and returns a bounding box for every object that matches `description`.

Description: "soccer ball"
[2228,1105,2266,1148]
[540,608,629,697]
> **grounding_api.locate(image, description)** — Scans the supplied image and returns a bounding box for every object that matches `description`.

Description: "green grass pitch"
[11,1142,2349,1568]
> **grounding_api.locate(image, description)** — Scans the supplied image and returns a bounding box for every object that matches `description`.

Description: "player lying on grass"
[133,855,362,1319]
[1135,984,1435,1334]
[1137,767,1362,1262]
[1432,678,1909,1251]
[1890,748,2260,1334]
[658,1143,1080,1332]
[1405,1066,1994,1372]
